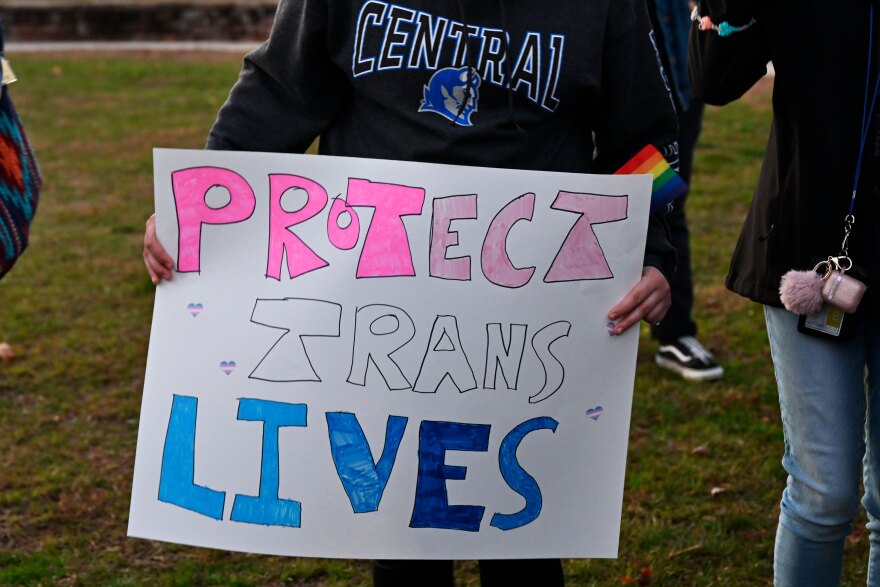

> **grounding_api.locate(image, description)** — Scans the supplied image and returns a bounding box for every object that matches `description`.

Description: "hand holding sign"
[144,213,174,284]
[607,266,671,335]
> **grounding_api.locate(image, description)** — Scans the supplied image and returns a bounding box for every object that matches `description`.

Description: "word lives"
[159,396,558,532]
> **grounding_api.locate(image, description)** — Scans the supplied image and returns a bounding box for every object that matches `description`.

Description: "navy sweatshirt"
[207,0,679,275]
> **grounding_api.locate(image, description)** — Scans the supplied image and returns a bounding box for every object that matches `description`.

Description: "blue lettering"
[541,35,564,112]
[491,417,558,530]
[353,1,388,76]
[158,395,226,520]
[511,32,541,102]
[326,412,408,513]
[407,12,448,69]
[230,399,307,527]
[410,420,489,532]
[378,6,416,70]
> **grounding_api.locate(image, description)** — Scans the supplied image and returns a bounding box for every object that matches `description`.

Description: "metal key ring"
[812,260,833,280]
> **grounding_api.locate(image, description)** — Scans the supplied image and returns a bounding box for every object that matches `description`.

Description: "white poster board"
[128,148,652,559]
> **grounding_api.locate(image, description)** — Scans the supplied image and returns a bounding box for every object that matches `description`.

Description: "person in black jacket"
[144,0,681,584]
[691,1,880,584]
[647,0,723,381]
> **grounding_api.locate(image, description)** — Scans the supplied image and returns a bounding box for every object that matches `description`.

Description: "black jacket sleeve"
[593,0,679,173]
[643,211,676,278]
[206,0,351,152]
[593,0,679,279]
[688,0,769,105]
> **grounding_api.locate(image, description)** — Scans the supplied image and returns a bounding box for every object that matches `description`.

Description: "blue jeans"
[765,304,880,586]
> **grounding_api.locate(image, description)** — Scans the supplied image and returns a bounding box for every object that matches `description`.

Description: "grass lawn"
[0,54,868,585]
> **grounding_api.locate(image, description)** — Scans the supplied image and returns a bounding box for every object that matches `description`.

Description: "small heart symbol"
[220,360,236,375]
[187,303,203,317]
[586,406,604,421]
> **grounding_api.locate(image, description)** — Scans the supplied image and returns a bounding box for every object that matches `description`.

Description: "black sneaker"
[655,336,724,381]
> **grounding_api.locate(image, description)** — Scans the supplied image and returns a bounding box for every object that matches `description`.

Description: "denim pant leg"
[862,304,880,585]
[765,306,867,587]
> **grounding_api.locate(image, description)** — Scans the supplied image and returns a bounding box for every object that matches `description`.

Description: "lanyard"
[841,2,880,256]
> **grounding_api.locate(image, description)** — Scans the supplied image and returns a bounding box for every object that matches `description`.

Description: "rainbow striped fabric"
[615,145,687,212]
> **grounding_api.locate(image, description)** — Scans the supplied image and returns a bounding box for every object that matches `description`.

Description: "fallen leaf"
[0,342,15,363]
[691,444,712,456]
[710,483,732,497]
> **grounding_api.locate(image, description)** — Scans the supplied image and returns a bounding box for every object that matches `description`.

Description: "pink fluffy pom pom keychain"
[779,268,824,315]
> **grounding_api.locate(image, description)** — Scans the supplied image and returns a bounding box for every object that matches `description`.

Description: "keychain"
[780,254,867,316]
[819,256,866,314]
[780,207,868,319]
[779,222,867,340]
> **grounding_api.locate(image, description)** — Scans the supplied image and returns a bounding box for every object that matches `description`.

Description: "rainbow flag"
[615,144,687,212]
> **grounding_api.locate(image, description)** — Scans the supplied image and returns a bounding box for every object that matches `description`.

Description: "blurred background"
[4,0,274,43]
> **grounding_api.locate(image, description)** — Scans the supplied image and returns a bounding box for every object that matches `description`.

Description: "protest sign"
[128,148,652,559]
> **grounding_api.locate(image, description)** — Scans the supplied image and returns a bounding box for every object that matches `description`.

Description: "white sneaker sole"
[656,355,724,381]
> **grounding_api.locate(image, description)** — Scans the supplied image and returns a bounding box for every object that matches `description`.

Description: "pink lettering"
[544,192,628,282]
[172,167,256,273]
[481,193,536,289]
[346,178,425,278]
[267,174,329,280]
[429,194,477,281]
[327,197,361,250]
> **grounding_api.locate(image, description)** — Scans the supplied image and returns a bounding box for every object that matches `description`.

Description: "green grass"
[0,57,864,585]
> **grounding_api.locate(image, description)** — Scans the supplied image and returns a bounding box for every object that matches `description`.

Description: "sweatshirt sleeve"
[643,210,676,279]
[593,0,679,279]
[206,0,351,152]
[592,0,679,173]
[687,1,768,106]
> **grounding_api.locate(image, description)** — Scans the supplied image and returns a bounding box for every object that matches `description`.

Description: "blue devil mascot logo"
[419,66,481,126]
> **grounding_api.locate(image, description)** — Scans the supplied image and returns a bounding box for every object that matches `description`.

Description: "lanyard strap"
[841,2,880,256]
[852,3,880,214]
